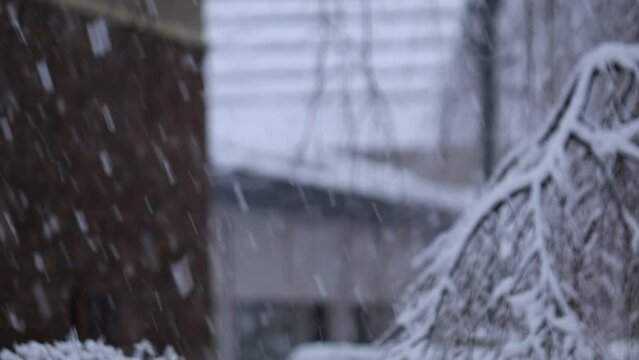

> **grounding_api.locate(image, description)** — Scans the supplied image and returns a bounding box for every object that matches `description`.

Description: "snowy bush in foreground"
[381,43,639,359]
[0,338,181,360]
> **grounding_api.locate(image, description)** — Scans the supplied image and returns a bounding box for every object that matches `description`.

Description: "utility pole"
[472,0,500,179]
[544,0,556,112]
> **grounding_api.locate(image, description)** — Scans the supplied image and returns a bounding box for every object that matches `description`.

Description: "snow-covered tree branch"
[381,43,639,360]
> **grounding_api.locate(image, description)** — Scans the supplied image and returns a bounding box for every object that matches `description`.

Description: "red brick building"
[0,0,211,357]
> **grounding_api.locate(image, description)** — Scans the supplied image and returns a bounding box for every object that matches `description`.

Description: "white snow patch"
[216,142,474,211]
[0,336,181,359]
[287,343,382,360]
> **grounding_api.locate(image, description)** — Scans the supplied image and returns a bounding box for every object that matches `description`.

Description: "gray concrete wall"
[214,205,429,305]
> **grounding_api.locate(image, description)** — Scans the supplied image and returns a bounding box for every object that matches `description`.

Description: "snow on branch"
[381,43,639,360]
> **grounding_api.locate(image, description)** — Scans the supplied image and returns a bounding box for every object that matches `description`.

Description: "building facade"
[0,0,211,357]
[212,172,457,360]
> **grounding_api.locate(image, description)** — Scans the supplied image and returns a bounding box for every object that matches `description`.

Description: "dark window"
[70,287,119,344]
[235,302,329,360]
[310,303,328,342]
[88,291,116,341]
[354,304,393,343]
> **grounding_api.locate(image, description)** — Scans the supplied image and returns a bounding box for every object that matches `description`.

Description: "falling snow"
[153,145,176,185]
[178,81,190,102]
[313,274,327,299]
[99,150,113,176]
[144,0,159,17]
[101,104,115,133]
[31,282,51,320]
[74,210,89,234]
[35,60,54,93]
[6,2,26,44]
[1,117,13,142]
[232,181,249,213]
[86,18,112,57]
[5,306,25,333]
[170,256,194,298]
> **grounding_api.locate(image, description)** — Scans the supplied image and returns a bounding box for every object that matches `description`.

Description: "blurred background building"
[205,0,475,359]
[212,172,460,360]
[0,0,211,357]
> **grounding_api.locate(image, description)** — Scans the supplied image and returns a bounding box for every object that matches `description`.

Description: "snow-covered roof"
[204,0,473,212]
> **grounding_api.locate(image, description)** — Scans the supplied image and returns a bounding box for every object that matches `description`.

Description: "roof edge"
[37,0,204,48]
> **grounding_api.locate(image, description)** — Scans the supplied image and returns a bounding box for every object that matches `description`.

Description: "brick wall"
[0,0,211,357]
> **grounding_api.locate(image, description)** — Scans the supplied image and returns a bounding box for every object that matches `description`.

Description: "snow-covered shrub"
[0,337,181,360]
[381,43,639,359]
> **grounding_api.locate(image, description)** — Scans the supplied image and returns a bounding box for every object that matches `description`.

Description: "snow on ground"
[286,340,639,360]
[0,338,180,360]
[287,343,382,360]
[204,0,474,211]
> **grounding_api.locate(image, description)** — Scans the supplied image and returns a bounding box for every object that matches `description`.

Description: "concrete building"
[212,172,461,360]
[0,0,211,357]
